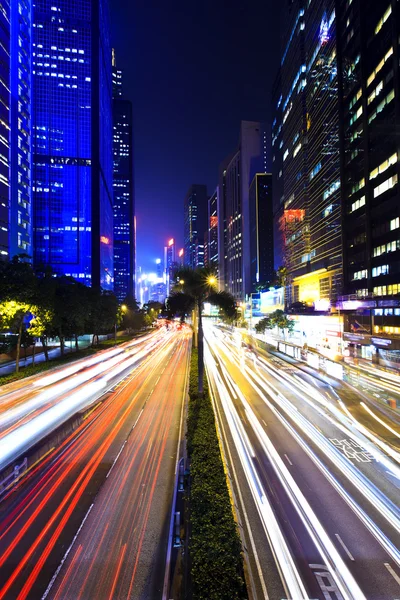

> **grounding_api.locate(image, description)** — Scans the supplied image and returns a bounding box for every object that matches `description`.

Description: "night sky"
[111,1,282,273]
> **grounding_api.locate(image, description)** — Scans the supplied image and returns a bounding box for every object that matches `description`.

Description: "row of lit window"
[372,264,389,277]
[373,284,400,296]
[374,174,398,199]
[373,240,400,257]
[367,47,393,88]
[370,88,395,126]
[375,4,392,35]
[370,153,397,180]
[374,308,400,316]
[374,326,400,335]
[350,196,365,213]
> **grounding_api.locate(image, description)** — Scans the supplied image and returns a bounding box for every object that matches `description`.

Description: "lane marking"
[335,534,355,561]
[384,562,400,586]
[262,419,268,427]
[162,339,191,600]
[41,504,94,599]
[106,440,127,479]
[284,454,293,466]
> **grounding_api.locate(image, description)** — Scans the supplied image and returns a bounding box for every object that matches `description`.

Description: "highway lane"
[236,330,400,507]
[0,329,190,600]
[47,331,190,600]
[0,330,166,471]
[205,323,400,599]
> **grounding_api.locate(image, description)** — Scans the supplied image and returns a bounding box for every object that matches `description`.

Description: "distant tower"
[112,50,135,302]
[184,184,208,268]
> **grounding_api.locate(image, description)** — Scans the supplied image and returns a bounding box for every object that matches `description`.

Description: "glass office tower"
[184,184,208,269]
[10,0,32,259]
[112,51,135,302]
[273,1,341,308]
[32,0,113,288]
[0,0,10,259]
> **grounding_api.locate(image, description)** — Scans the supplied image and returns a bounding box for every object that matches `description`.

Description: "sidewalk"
[0,339,92,376]
[244,329,400,410]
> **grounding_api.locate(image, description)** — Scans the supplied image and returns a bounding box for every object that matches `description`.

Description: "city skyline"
[2,3,400,600]
[111,0,283,271]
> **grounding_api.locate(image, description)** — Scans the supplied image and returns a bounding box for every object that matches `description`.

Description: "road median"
[186,347,247,600]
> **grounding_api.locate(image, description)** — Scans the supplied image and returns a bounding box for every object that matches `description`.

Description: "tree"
[49,278,88,354]
[120,295,145,332]
[269,309,295,339]
[276,266,288,288]
[168,267,237,393]
[0,256,37,372]
[87,288,119,345]
[255,317,273,334]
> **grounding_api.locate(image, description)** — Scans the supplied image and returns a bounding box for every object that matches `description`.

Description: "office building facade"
[10,0,33,259]
[112,51,135,302]
[336,0,400,348]
[207,187,218,271]
[249,173,274,292]
[183,184,208,269]
[273,1,342,309]
[218,121,264,300]
[32,0,113,289]
[0,0,10,259]
[0,0,33,261]
[164,237,176,295]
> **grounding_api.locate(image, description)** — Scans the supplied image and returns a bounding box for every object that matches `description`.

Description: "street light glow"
[207,275,217,287]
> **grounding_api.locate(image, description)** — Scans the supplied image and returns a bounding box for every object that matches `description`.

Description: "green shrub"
[187,348,247,600]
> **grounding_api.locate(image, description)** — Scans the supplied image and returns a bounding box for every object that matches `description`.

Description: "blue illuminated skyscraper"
[0,0,32,261]
[0,0,10,259]
[32,0,113,289]
[112,50,135,302]
[10,0,33,259]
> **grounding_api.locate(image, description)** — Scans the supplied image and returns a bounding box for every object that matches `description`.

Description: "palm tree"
[168,267,237,393]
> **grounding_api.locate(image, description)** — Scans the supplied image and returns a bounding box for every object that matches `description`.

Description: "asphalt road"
[0,329,190,600]
[205,323,400,600]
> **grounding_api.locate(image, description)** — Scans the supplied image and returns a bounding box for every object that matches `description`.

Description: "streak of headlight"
[204,344,309,600]
[0,380,106,470]
[360,402,400,440]
[238,360,400,567]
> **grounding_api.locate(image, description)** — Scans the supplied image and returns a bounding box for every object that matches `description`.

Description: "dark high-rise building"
[207,187,219,272]
[0,0,10,259]
[112,50,135,302]
[271,72,284,271]
[32,0,113,289]
[273,1,342,309]
[184,184,208,269]
[336,0,400,341]
[249,173,274,291]
[218,121,264,300]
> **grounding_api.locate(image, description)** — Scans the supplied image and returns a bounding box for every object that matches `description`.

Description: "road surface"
[0,328,190,600]
[205,322,400,600]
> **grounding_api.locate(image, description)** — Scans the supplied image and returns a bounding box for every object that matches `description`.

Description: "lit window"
[350,196,365,213]
[375,5,392,35]
[370,153,397,179]
[374,175,398,198]
[367,47,393,87]
[372,265,389,277]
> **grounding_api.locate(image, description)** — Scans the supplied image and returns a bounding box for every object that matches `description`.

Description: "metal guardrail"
[0,457,27,496]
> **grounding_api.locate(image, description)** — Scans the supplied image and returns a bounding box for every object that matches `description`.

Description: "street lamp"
[207,275,217,287]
